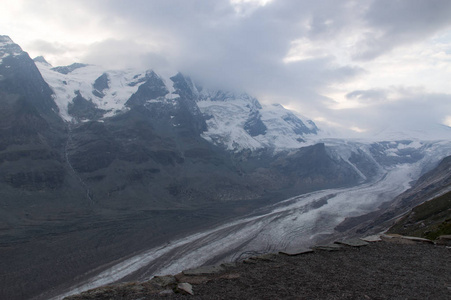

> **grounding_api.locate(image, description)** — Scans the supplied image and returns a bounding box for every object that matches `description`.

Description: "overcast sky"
[2,0,451,137]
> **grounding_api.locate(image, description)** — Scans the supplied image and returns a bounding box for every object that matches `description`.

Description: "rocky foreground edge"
[64,234,451,299]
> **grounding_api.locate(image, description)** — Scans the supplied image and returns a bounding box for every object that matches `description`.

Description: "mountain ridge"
[1,35,451,300]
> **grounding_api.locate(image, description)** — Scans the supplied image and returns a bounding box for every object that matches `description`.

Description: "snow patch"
[36,62,150,122]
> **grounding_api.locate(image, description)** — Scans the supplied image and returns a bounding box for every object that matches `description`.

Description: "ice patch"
[36,62,150,122]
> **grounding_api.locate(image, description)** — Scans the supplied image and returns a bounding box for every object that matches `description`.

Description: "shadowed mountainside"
[0,36,369,300]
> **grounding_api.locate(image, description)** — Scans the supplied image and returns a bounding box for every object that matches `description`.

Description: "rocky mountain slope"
[386,155,451,239]
[1,35,451,300]
[335,153,451,239]
[0,35,356,300]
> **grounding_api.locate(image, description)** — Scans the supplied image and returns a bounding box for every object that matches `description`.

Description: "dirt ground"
[66,239,451,300]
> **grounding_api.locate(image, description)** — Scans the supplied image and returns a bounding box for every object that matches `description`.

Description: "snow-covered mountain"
[2,35,451,300]
[35,58,317,152]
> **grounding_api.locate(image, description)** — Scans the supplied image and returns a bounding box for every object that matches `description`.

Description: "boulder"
[177,282,194,295]
[312,244,343,251]
[279,248,314,256]
[361,235,382,242]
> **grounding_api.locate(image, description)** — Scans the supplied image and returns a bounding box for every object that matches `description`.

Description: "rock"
[279,248,314,256]
[177,282,194,295]
[312,244,343,251]
[183,264,224,276]
[381,234,434,244]
[436,235,451,246]
[362,234,382,242]
[150,275,177,287]
[335,238,369,247]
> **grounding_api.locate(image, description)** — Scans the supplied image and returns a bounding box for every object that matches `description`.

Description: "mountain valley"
[0,35,450,300]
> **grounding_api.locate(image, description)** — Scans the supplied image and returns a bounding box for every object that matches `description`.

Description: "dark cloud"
[355,0,451,60]
[72,0,365,99]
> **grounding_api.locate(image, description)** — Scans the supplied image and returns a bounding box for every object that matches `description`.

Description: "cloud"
[27,40,70,55]
[81,39,172,72]
[346,89,388,103]
[3,0,451,136]
[355,0,451,60]
[318,89,451,136]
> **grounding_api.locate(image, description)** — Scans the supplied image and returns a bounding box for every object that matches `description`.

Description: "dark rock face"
[348,148,381,180]
[282,112,317,135]
[0,36,387,300]
[68,91,106,121]
[170,73,207,134]
[369,141,424,166]
[126,71,169,107]
[67,121,117,173]
[270,143,361,190]
[0,36,67,193]
[4,162,65,190]
[92,73,109,98]
[244,110,267,136]
[51,63,88,74]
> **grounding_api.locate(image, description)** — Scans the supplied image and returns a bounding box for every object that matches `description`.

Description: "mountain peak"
[0,35,25,60]
[51,62,89,74]
[0,35,14,44]
[33,55,51,66]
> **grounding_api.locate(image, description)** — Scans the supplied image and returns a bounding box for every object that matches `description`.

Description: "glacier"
[52,138,451,299]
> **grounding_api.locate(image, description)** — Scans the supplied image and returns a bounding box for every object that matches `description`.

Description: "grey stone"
[401,236,433,244]
[361,235,382,242]
[183,265,224,276]
[335,238,369,247]
[381,234,434,244]
[177,282,194,295]
[279,248,314,256]
[312,244,343,251]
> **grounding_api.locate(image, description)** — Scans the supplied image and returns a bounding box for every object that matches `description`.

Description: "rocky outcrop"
[68,91,106,122]
[52,63,88,74]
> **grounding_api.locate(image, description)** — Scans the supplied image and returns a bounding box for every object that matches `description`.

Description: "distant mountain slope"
[1,35,451,300]
[335,154,451,237]
[387,155,451,239]
[388,189,451,239]
[35,60,317,152]
[0,36,366,300]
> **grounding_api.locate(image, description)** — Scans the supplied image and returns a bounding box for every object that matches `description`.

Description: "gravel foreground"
[65,238,451,300]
